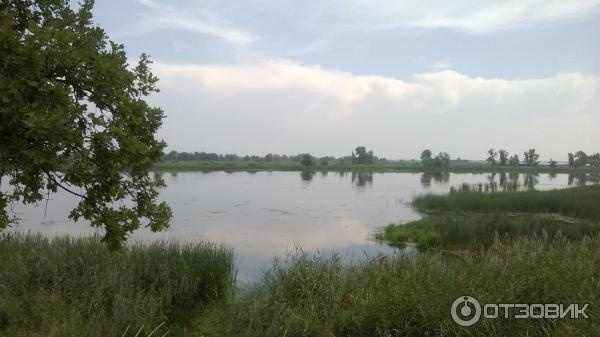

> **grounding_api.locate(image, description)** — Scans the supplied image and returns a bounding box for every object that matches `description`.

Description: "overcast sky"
[92,0,600,161]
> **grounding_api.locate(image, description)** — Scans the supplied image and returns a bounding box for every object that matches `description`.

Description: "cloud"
[149,59,600,159]
[152,59,600,113]
[118,0,256,46]
[339,0,600,33]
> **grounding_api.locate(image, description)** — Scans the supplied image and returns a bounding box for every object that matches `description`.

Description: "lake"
[4,171,587,283]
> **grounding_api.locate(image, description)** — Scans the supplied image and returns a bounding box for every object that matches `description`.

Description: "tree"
[300,153,315,167]
[432,152,451,168]
[509,154,520,167]
[523,149,540,166]
[319,156,334,166]
[589,153,600,167]
[420,149,432,166]
[486,148,498,165]
[574,151,588,167]
[353,146,375,165]
[0,1,171,249]
[498,149,509,166]
[164,150,178,160]
[549,159,557,168]
[568,153,576,167]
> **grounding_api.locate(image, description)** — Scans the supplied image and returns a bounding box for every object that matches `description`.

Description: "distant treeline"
[162,151,358,164]
[486,148,600,167]
[162,146,396,167]
[162,147,600,169]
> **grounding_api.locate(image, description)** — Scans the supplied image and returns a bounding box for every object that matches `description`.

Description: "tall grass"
[196,236,600,337]
[377,214,600,250]
[0,233,235,337]
[413,185,600,221]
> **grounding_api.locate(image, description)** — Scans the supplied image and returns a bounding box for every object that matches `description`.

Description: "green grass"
[0,233,235,337]
[377,213,600,250]
[414,185,600,222]
[195,236,600,337]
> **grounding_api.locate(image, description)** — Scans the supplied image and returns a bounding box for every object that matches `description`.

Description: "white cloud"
[153,59,600,114]
[150,59,600,159]
[120,0,256,46]
[339,0,600,33]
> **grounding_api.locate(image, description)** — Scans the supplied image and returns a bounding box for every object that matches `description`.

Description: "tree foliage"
[574,151,588,167]
[0,0,171,249]
[299,153,315,167]
[421,150,450,168]
[523,149,540,166]
[420,149,432,166]
[352,146,375,165]
[568,151,600,168]
[498,149,509,166]
[568,153,576,167]
[486,148,497,165]
[432,152,451,168]
[509,154,520,167]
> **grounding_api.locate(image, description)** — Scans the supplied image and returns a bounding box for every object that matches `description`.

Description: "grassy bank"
[413,185,600,221]
[0,234,234,337]
[197,236,600,337]
[377,213,600,249]
[379,185,600,249]
[153,160,600,174]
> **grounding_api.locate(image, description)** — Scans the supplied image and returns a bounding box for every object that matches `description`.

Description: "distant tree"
[486,148,498,165]
[523,149,540,166]
[509,154,520,167]
[367,150,375,164]
[353,146,375,164]
[320,157,329,166]
[568,153,576,167]
[574,151,588,167]
[432,152,451,168]
[589,153,600,167]
[498,149,509,166]
[265,154,274,162]
[164,150,178,160]
[549,159,557,168]
[300,154,315,167]
[420,149,433,167]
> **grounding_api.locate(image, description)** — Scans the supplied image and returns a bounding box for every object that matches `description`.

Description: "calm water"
[4,171,587,282]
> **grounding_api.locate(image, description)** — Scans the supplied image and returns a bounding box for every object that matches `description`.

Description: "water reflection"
[419,172,450,188]
[300,170,314,183]
[568,173,600,186]
[351,172,373,189]
[523,173,539,189]
[448,172,543,192]
[498,172,507,186]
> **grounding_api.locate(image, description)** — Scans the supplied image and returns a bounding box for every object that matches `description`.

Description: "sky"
[91,0,600,161]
